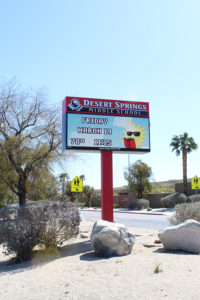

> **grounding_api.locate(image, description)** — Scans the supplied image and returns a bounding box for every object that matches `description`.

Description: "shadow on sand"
[80,251,112,261]
[154,247,197,256]
[0,239,95,274]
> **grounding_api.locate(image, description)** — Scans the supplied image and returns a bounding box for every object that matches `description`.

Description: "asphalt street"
[80,209,171,231]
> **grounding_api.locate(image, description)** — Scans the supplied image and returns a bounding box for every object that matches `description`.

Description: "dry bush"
[38,201,80,248]
[170,202,200,225]
[0,205,44,261]
[0,201,80,262]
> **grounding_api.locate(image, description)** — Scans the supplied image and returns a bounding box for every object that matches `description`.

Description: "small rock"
[154,239,161,244]
[80,233,89,239]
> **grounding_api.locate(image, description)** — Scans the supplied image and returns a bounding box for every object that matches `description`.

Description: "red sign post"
[62,96,150,222]
[101,150,113,222]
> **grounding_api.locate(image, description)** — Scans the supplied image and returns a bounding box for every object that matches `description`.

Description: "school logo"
[68,98,83,111]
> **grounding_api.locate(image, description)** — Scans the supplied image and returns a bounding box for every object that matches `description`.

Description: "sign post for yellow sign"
[71,176,83,192]
[191,176,200,190]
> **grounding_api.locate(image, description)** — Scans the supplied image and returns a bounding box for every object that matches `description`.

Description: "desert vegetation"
[124,160,152,199]
[129,198,149,210]
[170,132,198,196]
[170,202,200,225]
[0,201,80,263]
[161,192,187,208]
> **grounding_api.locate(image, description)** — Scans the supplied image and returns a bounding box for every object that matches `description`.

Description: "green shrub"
[85,200,91,208]
[187,194,200,203]
[0,201,80,262]
[90,195,101,207]
[0,202,5,209]
[113,203,120,209]
[161,192,187,208]
[129,199,149,210]
[151,186,175,193]
[169,202,200,225]
[154,264,163,273]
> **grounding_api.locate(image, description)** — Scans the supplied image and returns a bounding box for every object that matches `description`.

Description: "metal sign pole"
[128,154,131,208]
[101,150,113,222]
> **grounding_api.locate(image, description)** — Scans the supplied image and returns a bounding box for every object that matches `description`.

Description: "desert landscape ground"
[0,220,200,300]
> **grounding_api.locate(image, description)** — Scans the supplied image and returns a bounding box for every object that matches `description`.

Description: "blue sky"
[1,0,200,188]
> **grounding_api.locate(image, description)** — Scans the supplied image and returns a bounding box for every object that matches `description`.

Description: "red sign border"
[63,96,149,118]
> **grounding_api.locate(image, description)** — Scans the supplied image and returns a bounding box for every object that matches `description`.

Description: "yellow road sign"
[191,175,200,190]
[71,176,83,192]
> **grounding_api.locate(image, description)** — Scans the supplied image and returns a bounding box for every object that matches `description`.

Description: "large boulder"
[158,219,200,253]
[161,192,187,208]
[90,220,135,257]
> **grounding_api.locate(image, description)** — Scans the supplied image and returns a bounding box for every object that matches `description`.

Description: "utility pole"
[128,154,131,207]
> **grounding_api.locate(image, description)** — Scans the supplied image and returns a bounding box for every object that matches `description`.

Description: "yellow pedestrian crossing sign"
[191,176,200,190]
[71,176,83,192]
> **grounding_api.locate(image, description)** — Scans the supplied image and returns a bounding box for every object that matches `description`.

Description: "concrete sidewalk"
[80,207,175,216]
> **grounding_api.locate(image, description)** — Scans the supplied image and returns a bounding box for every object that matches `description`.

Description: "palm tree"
[170,132,198,195]
[59,173,69,200]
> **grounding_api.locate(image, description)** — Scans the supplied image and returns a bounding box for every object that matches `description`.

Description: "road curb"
[80,209,165,216]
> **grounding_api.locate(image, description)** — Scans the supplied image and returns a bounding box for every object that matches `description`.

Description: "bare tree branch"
[0,80,64,206]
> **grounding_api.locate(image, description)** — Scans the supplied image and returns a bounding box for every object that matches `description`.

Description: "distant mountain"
[150,179,191,188]
[94,179,192,194]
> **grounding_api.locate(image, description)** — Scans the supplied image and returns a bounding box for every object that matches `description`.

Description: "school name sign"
[62,96,150,153]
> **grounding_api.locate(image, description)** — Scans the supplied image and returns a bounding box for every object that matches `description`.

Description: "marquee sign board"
[62,96,150,153]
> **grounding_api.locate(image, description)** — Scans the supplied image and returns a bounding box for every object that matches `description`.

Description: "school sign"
[62,96,150,153]
[62,96,150,222]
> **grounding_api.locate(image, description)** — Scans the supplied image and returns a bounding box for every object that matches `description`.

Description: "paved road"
[80,210,171,231]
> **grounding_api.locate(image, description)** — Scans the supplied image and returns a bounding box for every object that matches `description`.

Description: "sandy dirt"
[0,221,200,300]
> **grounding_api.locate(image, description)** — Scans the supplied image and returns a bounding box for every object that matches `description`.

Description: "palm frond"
[170,132,198,154]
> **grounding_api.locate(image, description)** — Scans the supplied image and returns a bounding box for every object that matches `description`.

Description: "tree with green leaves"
[27,169,58,201]
[82,185,94,207]
[0,80,65,206]
[79,174,85,182]
[0,180,10,207]
[170,132,198,195]
[59,173,69,201]
[124,160,152,199]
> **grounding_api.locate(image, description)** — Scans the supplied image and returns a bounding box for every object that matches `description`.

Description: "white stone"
[158,219,200,254]
[90,220,135,257]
